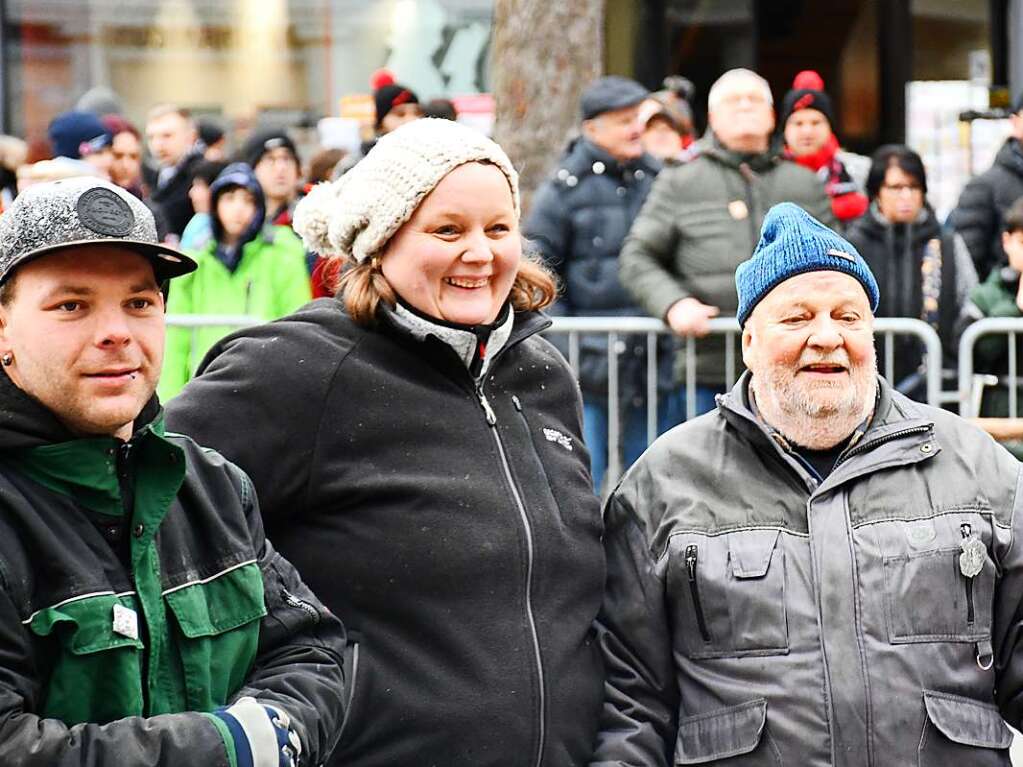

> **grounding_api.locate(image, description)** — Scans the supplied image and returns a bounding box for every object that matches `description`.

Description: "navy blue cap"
[580,76,648,120]
[48,111,112,160]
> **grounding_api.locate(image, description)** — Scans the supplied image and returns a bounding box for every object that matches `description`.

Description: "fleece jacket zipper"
[475,382,546,767]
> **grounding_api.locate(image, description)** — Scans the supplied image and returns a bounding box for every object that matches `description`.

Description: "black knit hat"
[241,128,298,169]
[371,69,420,130]
[780,70,835,127]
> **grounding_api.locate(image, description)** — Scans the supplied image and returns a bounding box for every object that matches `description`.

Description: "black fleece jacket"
[165,298,606,767]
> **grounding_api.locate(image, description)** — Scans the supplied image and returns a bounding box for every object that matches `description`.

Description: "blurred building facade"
[0,0,1013,159]
[0,0,495,155]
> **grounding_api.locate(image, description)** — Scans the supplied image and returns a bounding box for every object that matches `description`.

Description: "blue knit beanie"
[735,202,879,326]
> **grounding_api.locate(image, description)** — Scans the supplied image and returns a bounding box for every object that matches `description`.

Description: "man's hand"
[665,298,720,337]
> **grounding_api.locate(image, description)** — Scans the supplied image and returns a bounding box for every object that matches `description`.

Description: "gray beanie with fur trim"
[293,118,519,264]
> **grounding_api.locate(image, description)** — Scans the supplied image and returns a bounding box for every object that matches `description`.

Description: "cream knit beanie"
[293,118,520,264]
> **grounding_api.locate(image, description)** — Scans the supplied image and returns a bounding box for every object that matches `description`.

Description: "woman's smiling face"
[380,162,520,326]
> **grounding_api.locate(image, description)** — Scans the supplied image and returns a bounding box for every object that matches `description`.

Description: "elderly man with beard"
[591,202,1023,766]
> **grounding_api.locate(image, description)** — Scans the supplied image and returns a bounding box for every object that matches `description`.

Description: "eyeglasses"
[881,183,922,195]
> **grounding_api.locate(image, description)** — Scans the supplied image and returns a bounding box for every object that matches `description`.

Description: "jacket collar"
[718,371,936,491]
[700,132,779,173]
[563,137,660,178]
[864,200,937,234]
[0,368,161,450]
[378,301,551,378]
[996,138,1023,177]
[389,300,516,380]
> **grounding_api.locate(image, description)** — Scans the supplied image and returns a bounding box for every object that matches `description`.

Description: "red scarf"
[785,134,839,172]
[785,134,867,222]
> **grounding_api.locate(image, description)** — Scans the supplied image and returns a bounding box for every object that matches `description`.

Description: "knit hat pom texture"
[292,118,520,265]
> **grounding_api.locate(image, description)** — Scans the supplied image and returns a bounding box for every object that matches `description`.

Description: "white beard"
[751,352,877,450]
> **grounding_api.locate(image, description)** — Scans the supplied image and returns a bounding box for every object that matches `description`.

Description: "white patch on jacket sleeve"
[542,427,573,451]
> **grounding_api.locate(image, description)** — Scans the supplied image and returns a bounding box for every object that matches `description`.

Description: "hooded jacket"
[952,138,1023,280]
[165,297,606,767]
[0,372,346,765]
[619,134,835,386]
[525,137,673,402]
[209,162,266,271]
[160,165,311,401]
[592,374,1023,766]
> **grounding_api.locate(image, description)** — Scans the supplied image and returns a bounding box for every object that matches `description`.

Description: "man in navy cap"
[525,75,669,493]
[0,177,346,765]
[593,202,1023,765]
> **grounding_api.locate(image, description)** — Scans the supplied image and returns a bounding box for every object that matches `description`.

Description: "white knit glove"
[211,696,302,767]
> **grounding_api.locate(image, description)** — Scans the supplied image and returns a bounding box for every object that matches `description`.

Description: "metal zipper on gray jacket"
[475,384,546,767]
[684,545,711,643]
[833,425,931,469]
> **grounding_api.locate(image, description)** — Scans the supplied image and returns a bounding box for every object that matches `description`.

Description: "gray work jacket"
[592,373,1023,766]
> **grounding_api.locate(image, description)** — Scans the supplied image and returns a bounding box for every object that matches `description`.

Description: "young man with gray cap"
[525,75,670,493]
[0,177,346,766]
[593,202,1023,765]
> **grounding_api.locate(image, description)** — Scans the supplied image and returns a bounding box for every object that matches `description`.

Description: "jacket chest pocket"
[668,529,788,659]
[163,562,267,710]
[880,516,994,644]
[27,594,145,725]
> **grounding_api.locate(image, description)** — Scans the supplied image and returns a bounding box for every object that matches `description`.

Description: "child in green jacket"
[160,162,311,400]
[960,196,1023,456]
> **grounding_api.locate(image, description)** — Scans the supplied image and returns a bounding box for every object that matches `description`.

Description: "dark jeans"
[583,384,721,494]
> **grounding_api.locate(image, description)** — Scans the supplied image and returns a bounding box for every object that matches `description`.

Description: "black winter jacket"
[144,149,205,237]
[166,298,606,767]
[846,205,977,394]
[525,138,673,402]
[952,138,1023,280]
[0,372,346,766]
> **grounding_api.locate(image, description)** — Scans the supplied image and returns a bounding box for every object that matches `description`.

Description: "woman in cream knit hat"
[166,118,605,767]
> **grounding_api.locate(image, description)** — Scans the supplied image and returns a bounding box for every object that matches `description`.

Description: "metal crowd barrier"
[547,316,944,487]
[958,317,1023,418]
[163,313,945,485]
[165,314,262,374]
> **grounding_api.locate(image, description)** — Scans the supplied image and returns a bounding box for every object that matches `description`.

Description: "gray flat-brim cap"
[0,177,196,285]
[581,76,649,120]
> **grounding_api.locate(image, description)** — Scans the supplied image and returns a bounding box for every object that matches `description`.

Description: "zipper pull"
[476,387,497,426]
[685,544,698,580]
[511,395,523,412]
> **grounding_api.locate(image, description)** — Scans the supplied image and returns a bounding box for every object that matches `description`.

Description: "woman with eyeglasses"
[845,144,978,400]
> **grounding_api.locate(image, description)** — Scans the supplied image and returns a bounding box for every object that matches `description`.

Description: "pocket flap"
[674,698,767,764]
[923,690,1012,749]
[164,562,267,638]
[28,595,143,654]
[729,530,780,579]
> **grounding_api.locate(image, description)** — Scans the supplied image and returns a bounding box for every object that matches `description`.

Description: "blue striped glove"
[211,696,302,767]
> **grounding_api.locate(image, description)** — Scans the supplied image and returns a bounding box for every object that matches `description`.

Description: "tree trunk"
[490,0,604,213]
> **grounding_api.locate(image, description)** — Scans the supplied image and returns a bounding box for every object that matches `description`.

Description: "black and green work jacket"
[0,372,346,766]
